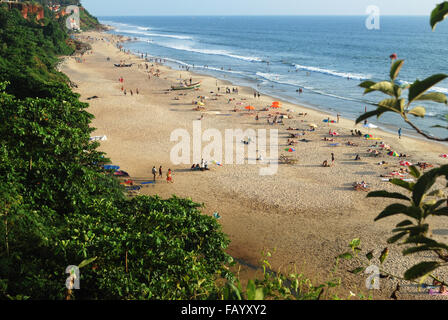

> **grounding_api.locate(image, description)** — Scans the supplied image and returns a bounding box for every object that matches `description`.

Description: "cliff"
[3,2,45,21]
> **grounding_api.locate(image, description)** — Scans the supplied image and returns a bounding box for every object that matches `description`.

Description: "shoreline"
[109,30,448,147]
[62,30,448,300]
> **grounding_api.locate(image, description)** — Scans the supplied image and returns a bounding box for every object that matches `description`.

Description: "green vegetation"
[0,5,233,300]
[339,3,448,290]
[0,3,338,301]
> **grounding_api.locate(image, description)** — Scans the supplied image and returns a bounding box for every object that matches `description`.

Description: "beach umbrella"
[285,147,295,152]
[400,161,412,166]
[272,101,281,105]
[271,104,281,108]
[364,134,373,138]
[388,151,399,157]
[245,105,255,111]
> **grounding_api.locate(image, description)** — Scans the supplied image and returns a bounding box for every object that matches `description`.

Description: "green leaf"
[349,238,361,249]
[431,2,448,30]
[412,166,442,207]
[378,98,404,113]
[350,267,365,275]
[389,178,414,192]
[246,280,256,300]
[338,252,353,260]
[78,256,97,269]
[370,81,396,96]
[404,261,440,280]
[408,74,448,104]
[379,248,389,264]
[408,106,426,118]
[408,166,421,179]
[355,108,389,124]
[366,251,374,261]
[390,60,405,81]
[416,92,448,104]
[359,80,376,89]
[367,190,410,201]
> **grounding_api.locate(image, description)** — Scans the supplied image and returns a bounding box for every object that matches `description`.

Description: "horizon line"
[96,14,431,17]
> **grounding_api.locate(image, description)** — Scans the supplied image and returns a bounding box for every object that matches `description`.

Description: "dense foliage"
[0,6,232,300]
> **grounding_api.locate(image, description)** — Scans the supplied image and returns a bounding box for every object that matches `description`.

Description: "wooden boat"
[114,63,133,67]
[171,81,201,91]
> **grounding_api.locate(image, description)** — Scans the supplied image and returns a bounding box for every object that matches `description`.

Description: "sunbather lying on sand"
[322,137,335,141]
[353,181,370,191]
[347,141,359,146]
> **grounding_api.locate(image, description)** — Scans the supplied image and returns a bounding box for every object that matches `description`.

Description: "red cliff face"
[21,3,45,20]
[7,3,44,21]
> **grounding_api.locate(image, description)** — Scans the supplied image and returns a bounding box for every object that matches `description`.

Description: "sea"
[100,16,448,139]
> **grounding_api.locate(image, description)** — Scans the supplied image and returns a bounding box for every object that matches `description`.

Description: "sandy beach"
[61,30,448,299]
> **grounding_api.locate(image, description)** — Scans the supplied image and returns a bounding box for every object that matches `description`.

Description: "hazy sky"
[82,0,441,17]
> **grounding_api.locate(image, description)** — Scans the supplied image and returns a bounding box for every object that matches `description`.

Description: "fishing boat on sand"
[114,63,133,67]
[171,81,201,90]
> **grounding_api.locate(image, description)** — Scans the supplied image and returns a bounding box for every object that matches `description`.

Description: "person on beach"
[331,153,335,166]
[124,89,127,95]
[159,166,163,179]
[337,113,341,123]
[152,166,157,181]
[166,169,174,183]
[398,128,402,139]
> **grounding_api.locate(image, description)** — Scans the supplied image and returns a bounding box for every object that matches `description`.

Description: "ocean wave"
[115,29,192,40]
[256,72,305,87]
[294,64,370,80]
[151,42,262,62]
[163,57,247,75]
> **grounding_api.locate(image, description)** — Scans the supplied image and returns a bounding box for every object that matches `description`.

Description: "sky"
[81,0,442,17]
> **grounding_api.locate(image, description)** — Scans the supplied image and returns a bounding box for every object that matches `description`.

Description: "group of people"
[152,166,173,183]
[191,159,210,171]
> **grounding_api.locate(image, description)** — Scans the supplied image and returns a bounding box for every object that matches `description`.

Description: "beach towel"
[126,186,141,191]
[104,165,120,171]
[140,181,155,185]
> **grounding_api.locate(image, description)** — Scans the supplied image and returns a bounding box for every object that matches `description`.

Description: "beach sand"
[61,31,448,299]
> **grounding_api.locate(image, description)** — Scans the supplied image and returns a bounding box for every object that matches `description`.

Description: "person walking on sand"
[152,166,157,181]
[159,166,163,179]
[337,113,341,123]
[331,153,335,166]
[166,169,174,183]
[398,128,402,139]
